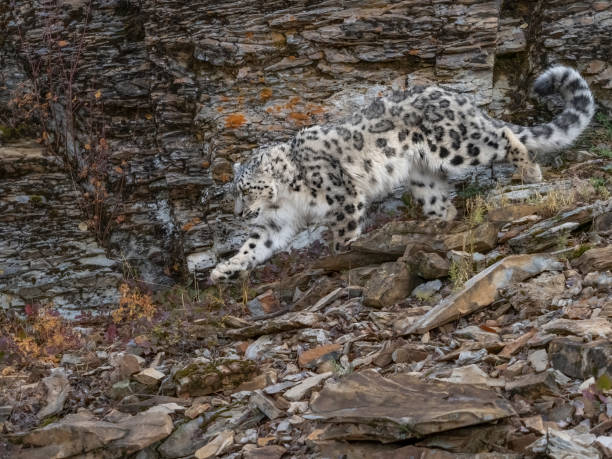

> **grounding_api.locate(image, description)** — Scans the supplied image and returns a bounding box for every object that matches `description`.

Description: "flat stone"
[194,430,234,459]
[505,371,559,396]
[405,254,562,334]
[487,204,542,223]
[542,318,612,339]
[528,425,600,458]
[247,289,281,317]
[245,335,276,361]
[0,405,12,422]
[37,371,71,419]
[527,349,548,373]
[411,279,443,299]
[508,203,601,253]
[314,251,398,272]
[499,329,537,358]
[159,416,207,458]
[308,369,515,442]
[111,411,175,455]
[391,345,429,364]
[133,368,165,386]
[596,436,612,456]
[110,379,143,400]
[298,343,342,369]
[352,220,499,258]
[412,251,449,279]
[225,312,324,339]
[249,390,284,420]
[454,325,500,344]
[283,372,332,401]
[109,352,143,380]
[243,444,287,459]
[20,410,173,457]
[574,245,612,273]
[174,359,257,397]
[438,364,505,387]
[185,402,211,419]
[264,380,298,395]
[236,370,277,391]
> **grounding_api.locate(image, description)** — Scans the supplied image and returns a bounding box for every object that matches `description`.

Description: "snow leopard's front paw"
[210,259,246,283]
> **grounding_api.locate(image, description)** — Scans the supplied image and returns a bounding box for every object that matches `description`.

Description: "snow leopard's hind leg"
[327,192,368,253]
[408,168,457,221]
[502,127,542,183]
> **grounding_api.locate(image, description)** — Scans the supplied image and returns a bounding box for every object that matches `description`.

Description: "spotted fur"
[211,66,594,282]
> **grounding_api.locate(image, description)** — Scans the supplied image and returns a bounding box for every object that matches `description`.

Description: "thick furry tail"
[511,66,595,154]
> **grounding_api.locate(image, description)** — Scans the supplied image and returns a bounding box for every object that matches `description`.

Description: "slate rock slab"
[308,369,515,442]
[404,254,562,334]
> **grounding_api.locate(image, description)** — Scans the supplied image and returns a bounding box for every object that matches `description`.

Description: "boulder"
[363,262,419,308]
[548,338,612,379]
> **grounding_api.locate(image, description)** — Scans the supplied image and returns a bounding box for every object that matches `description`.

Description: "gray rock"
[158,416,207,458]
[548,338,612,379]
[411,279,442,299]
[37,370,70,419]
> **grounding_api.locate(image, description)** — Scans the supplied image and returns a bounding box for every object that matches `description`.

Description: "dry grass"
[464,194,488,227]
[449,256,474,291]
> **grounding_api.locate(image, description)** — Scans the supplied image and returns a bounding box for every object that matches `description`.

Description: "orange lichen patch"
[409,49,420,55]
[270,32,286,46]
[306,104,326,115]
[284,96,301,110]
[201,160,211,168]
[260,88,273,101]
[219,95,230,102]
[182,217,201,232]
[245,32,254,39]
[288,112,311,125]
[218,172,232,183]
[216,106,225,112]
[225,113,247,129]
[266,124,285,131]
[288,55,296,60]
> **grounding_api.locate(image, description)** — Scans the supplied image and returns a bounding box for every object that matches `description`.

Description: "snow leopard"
[210,66,595,283]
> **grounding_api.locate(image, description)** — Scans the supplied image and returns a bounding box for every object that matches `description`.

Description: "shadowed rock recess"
[1,0,611,312]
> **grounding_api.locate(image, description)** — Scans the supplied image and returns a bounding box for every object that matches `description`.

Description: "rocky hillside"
[1,0,611,313]
[1,146,612,456]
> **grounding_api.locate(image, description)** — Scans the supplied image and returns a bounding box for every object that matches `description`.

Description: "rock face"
[1,0,611,309]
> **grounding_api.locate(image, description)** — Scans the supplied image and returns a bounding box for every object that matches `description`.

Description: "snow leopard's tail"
[511,66,595,154]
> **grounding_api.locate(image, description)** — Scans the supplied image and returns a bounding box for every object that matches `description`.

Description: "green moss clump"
[568,244,592,260]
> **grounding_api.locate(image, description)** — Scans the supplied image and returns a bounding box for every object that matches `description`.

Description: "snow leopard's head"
[231,146,281,218]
